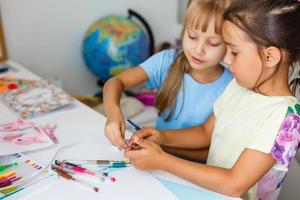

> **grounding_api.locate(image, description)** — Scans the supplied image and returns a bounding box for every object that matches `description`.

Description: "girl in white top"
[125,0,300,199]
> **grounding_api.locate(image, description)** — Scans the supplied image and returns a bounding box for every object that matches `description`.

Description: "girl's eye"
[208,41,220,47]
[231,51,238,56]
[188,34,197,40]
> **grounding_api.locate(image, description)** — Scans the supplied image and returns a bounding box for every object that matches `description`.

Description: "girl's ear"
[263,46,282,68]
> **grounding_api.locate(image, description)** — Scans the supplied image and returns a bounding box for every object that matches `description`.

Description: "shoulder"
[248,96,299,127]
[270,100,300,168]
[213,79,237,116]
[139,49,177,72]
[239,97,299,162]
[215,79,239,100]
[160,49,178,57]
[139,49,178,88]
[261,97,299,120]
[156,49,178,65]
[149,49,177,62]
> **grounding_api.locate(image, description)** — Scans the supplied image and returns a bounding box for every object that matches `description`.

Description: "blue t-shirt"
[140,49,232,130]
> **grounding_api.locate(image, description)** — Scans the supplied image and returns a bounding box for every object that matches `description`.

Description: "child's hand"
[104,116,127,149]
[124,138,165,170]
[127,127,164,148]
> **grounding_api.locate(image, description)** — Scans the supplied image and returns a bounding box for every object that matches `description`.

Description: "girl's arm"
[129,114,215,150]
[103,67,149,147]
[161,113,215,149]
[126,139,276,197]
[159,148,276,197]
[161,146,209,162]
[103,66,149,114]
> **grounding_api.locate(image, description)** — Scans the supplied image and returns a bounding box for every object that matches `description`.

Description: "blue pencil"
[126,119,141,131]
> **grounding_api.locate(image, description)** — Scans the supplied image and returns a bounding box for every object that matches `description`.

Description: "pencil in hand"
[126,119,141,131]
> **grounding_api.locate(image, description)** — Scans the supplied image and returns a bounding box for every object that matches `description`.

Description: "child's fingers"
[104,128,115,145]
[124,148,141,158]
[135,138,155,149]
[130,128,155,142]
[115,123,128,148]
[114,137,126,148]
[105,129,120,148]
[104,122,127,148]
[110,128,126,148]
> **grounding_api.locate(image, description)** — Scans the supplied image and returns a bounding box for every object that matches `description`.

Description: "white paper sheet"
[55,142,126,161]
[20,167,178,200]
[100,167,178,199]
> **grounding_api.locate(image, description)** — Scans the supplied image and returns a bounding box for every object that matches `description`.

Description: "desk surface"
[0,61,240,200]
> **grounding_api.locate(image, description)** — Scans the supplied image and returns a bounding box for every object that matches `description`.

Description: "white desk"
[0,61,240,200]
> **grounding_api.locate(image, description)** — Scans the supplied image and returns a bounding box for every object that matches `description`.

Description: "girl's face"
[222,21,263,89]
[182,19,226,73]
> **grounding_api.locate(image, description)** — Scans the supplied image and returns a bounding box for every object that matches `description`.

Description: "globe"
[82,15,150,80]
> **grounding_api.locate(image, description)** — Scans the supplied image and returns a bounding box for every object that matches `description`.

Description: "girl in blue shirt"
[103,0,232,152]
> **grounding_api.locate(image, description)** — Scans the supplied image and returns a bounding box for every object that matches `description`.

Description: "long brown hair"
[224,0,300,95]
[155,0,227,120]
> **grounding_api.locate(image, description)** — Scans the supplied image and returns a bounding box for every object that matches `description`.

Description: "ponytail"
[155,51,189,120]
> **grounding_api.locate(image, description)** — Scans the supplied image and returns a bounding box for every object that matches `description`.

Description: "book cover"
[1,80,73,119]
[0,77,36,95]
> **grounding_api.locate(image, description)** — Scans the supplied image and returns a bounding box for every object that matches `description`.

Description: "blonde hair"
[155,0,227,120]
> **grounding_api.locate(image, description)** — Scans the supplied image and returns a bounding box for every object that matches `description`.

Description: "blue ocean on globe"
[82,15,150,80]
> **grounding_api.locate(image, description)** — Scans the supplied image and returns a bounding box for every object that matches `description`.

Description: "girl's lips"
[191,56,204,64]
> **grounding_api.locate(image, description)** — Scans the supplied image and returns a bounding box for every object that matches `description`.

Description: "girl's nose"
[223,49,232,66]
[195,42,205,55]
